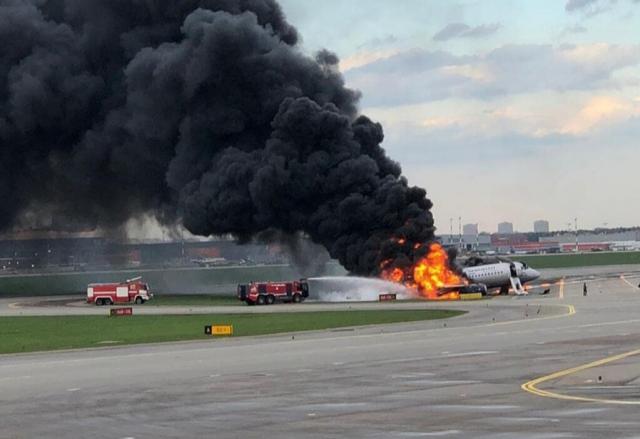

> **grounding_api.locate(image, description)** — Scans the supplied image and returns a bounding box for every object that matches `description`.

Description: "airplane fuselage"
[462,261,540,289]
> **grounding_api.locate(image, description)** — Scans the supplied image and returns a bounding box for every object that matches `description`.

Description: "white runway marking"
[553,408,609,416]
[568,385,640,390]
[368,356,430,366]
[403,379,481,386]
[497,417,560,423]
[0,375,31,382]
[391,373,435,379]
[433,404,520,411]
[620,275,637,289]
[583,421,640,427]
[442,351,498,358]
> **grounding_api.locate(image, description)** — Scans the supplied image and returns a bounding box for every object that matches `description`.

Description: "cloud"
[433,22,501,41]
[566,0,600,12]
[433,23,469,41]
[345,44,640,106]
[565,0,638,16]
[562,24,588,33]
[338,34,401,71]
[561,96,640,134]
[376,112,574,168]
[363,92,640,165]
[356,34,397,50]
[364,94,640,230]
[339,48,403,71]
[398,112,640,230]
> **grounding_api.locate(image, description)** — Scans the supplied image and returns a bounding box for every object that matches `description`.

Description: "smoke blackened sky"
[0,0,435,275]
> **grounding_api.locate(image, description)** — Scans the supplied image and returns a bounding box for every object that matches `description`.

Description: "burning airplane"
[381,242,465,300]
[380,241,541,299]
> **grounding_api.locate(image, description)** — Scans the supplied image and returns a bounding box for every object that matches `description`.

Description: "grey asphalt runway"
[2,270,640,438]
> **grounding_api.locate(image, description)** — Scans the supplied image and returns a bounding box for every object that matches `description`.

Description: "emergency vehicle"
[87,277,152,305]
[237,279,309,305]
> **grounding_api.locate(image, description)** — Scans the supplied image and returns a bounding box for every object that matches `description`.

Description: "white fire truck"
[86,277,152,306]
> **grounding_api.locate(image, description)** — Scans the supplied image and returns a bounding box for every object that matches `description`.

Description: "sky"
[278,0,640,233]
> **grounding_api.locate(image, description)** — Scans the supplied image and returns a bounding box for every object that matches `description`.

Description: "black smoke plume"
[0,0,435,275]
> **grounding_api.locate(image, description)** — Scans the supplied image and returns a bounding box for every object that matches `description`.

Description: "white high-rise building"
[534,220,549,233]
[463,223,478,235]
[497,222,514,234]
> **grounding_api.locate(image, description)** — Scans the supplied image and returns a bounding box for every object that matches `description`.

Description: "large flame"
[381,242,464,300]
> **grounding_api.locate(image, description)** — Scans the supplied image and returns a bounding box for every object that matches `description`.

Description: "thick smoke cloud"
[0,0,435,275]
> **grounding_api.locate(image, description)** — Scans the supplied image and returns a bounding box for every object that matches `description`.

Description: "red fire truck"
[237,279,309,305]
[87,277,153,306]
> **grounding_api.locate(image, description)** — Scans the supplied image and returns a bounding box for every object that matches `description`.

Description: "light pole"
[574,217,578,253]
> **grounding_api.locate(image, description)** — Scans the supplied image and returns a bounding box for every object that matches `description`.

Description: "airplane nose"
[529,269,541,280]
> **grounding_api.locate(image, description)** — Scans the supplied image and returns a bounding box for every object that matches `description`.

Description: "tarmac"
[2,268,640,438]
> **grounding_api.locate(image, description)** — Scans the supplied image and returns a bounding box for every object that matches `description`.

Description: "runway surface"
[2,270,640,438]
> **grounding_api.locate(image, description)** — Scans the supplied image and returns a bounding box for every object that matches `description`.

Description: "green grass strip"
[0,309,465,354]
[517,251,640,269]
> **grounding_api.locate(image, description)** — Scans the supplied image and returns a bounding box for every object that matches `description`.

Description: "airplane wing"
[436,284,467,296]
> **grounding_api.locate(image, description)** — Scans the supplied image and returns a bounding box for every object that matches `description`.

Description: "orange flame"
[381,242,463,300]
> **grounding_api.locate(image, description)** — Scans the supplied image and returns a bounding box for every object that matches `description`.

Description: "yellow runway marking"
[522,348,640,405]
[620,275,637,290]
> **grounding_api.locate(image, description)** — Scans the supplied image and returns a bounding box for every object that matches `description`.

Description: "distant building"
[539,230,640,252]
[497,222,514,234]
[463,223,478,235]
[491,233,528,253]
[438,234,491,252]
[534,220,550,233]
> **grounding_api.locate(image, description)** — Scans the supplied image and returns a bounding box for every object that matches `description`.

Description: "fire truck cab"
[87,277,152,306]
[237,279,309,305]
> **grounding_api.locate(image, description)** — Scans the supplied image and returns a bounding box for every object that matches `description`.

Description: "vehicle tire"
[135,297,143,305]
[292,294,301,303]
[257,295,266,305]
[105,298,113,306]
[267,295,275,305]
[95,298,103,306]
